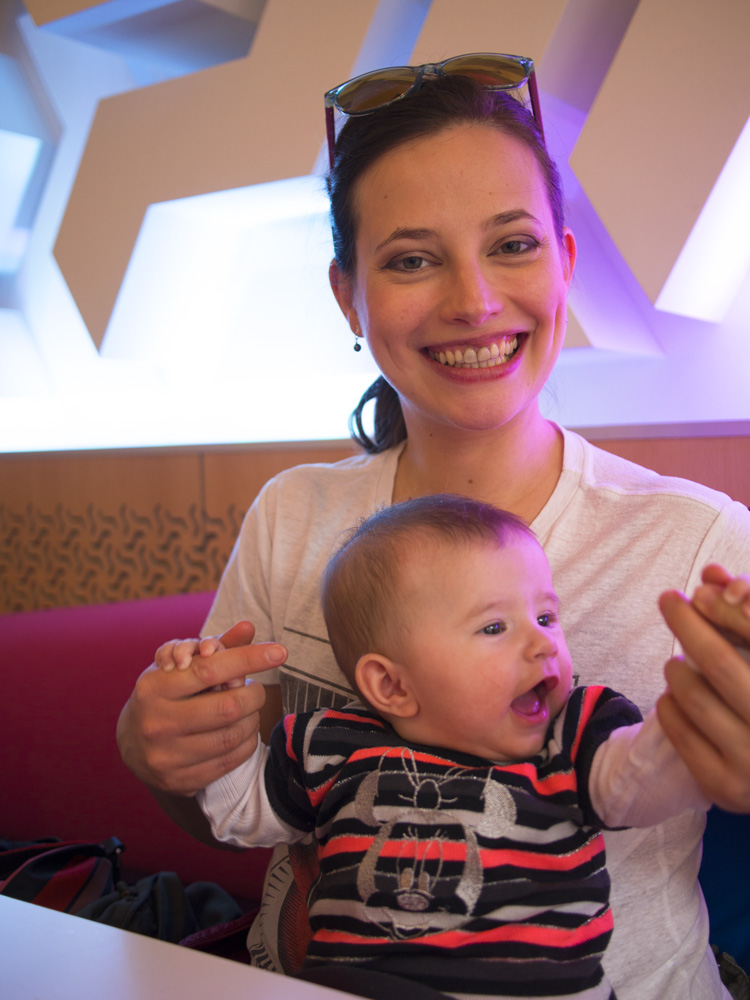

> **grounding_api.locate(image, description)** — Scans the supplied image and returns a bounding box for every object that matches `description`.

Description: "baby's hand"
[155,635,224,672]
[691,564,750,654]
[154,635,246,688]
[716,574,750,619]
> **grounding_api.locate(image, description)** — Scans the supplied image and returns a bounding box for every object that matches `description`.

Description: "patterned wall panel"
[0,441,357,612]
[0,497,241,610]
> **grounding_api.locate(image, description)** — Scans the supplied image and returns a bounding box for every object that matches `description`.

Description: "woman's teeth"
[429,337,519,369]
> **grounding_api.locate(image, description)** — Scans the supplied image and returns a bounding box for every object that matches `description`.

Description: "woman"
[117,58,750,999]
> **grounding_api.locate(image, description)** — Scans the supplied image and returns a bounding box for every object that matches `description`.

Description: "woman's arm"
[657,566,750,812]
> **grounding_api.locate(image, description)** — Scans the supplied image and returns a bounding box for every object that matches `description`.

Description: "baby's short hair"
[321,493,535,692]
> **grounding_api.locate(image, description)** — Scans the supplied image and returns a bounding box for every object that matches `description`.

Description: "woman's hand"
[657,565,750,812]
[116,620,286,797]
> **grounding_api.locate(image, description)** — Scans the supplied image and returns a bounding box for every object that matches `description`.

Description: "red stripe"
[378,840,468,861]
[348,746,466,768]
[496,761,577,796]
[314,928,394,945]
[307,775,337,808]
[412,908,614,949]
[283,714,297,761]
[570,686,606,761]
[323,834,604,870]
[322,833,603,870]
[480,833,604,871]
[337,744,580,790]
[321,834,375,856]
[312,909,613,949]
[324,710,387,727]
[323,835,469,862]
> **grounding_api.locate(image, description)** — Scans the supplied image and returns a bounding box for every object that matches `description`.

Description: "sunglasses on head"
[324,52,543,170]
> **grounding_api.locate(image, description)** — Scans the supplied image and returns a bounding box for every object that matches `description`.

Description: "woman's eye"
[391,254,429,271]
[495,237,541,256]
[482,622,505,635]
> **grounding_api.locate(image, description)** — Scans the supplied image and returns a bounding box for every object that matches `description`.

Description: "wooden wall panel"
[202,442,358,516]
[589,435,750,506]
[0,434,746,614]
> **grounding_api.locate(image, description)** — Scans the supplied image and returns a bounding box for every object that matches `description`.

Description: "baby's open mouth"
[428,335,519,369]
[511,676,558,718]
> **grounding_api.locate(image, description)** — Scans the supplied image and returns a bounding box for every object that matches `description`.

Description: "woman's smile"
[426,333,521,370]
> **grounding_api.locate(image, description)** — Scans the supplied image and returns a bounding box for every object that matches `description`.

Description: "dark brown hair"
[327,74,565,454]
[321,493,534,691]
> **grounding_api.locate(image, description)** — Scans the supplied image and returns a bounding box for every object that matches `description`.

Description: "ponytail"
[349,377,407,454]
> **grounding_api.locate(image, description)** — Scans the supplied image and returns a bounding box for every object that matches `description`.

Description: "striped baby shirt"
[259,685,641,999]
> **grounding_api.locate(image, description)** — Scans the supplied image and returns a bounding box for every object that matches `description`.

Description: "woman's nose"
[441,261,501,326]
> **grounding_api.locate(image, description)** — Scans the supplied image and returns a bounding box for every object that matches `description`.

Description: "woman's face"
[331,124,576,439]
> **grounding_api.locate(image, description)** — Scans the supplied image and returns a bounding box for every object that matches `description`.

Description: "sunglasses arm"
[325,104,337,171]
[527,71,545,143]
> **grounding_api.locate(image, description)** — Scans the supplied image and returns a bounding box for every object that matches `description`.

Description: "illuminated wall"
[1,0,749,453]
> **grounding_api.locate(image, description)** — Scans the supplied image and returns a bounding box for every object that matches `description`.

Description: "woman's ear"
[329,260,360,334]
[561,227,577,288]
[355,653,418,719]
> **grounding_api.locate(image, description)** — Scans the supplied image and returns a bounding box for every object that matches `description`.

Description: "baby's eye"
[537,612,557,628]
[482,622,506,635]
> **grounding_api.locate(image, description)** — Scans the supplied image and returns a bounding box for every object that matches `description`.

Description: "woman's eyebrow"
[375,227,436,251]
[375,211,541,251]
[486,210,540,230]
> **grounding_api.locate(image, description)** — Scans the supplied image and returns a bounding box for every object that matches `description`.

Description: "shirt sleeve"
[196,728,309,848]
[588,708,711,829]
[552,686,642,827]
[683,500,750,601]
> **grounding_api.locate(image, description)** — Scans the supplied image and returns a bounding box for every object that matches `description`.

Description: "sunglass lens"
[442,54,529,88]
[334,68,419,114]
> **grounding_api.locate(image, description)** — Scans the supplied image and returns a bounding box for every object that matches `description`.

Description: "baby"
[157,494,730,1000]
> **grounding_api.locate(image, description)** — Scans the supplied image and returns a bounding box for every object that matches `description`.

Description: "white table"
[0,896,355,999]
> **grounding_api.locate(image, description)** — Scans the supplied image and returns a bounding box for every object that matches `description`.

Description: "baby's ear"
[355,654,418,719]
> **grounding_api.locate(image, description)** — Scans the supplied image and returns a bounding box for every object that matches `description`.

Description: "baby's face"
[390,533,572,761]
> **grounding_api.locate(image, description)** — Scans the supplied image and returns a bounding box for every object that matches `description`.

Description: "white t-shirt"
[204,425,750,1000]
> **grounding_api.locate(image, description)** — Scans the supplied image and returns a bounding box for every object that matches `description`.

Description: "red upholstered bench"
[1,591,271,905]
